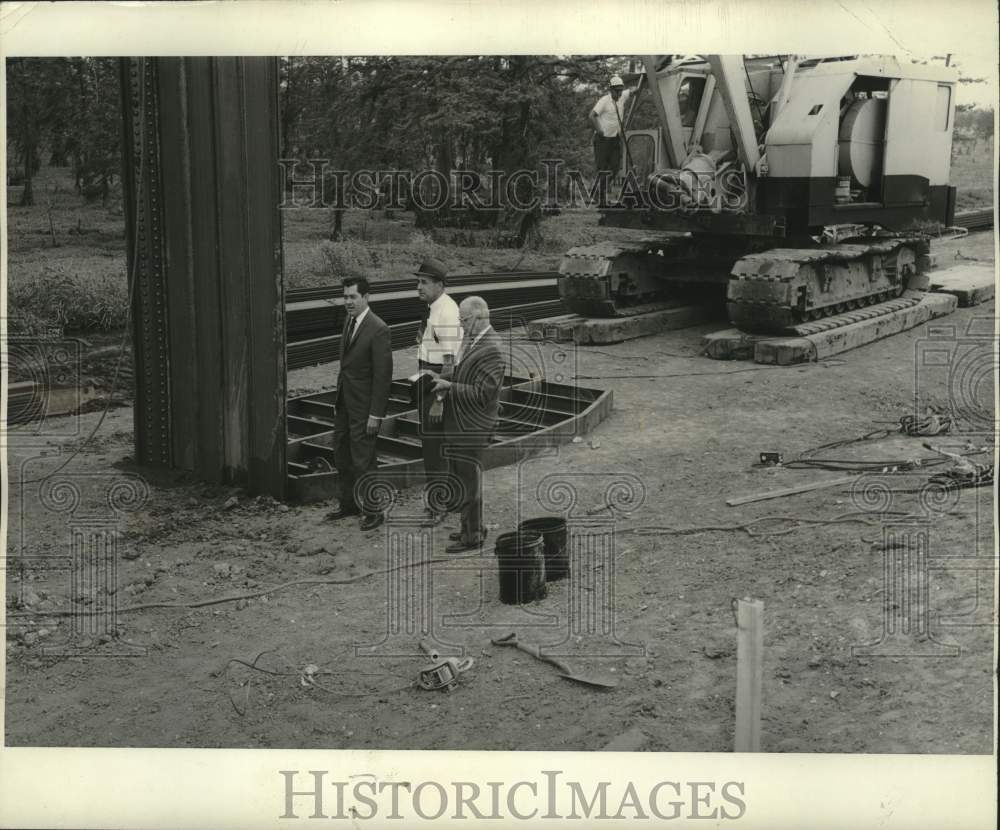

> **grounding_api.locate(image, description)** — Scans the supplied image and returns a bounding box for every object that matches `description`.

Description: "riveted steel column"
[121,59,171,468]
[120,57,287,498]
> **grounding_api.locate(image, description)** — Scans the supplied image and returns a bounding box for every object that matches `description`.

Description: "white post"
[734,597,764,752]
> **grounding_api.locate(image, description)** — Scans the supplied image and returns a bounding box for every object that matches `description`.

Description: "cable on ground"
[8,550,485,619]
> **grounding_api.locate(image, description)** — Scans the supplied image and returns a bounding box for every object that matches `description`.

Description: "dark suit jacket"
[336,309,392,423]
[444,327,504,447]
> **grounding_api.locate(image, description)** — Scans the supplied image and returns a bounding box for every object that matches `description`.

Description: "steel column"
[120,57,287,498]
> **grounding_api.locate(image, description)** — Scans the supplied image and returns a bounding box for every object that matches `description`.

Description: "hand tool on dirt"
[921,441,975,467]
[490,633,619,689]
[417,639,473,692]
[921,441,993,488]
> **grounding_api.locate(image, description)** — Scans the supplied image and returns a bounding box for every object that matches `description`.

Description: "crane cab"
[762,56,957,231]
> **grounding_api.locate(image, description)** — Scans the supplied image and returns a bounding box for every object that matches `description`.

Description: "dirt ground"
[4,230,996,752]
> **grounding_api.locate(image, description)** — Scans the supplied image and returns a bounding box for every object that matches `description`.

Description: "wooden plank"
[702,328,774,361]
[754,293,957,365]
[527,304,716,346]
[726,474,859,507]
[929,264,996,307]
[734,598,764,753]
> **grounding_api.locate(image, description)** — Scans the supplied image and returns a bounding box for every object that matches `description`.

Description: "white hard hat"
[610,75,624,87]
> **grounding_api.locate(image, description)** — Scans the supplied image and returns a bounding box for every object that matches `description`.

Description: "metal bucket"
[495,531,547,604]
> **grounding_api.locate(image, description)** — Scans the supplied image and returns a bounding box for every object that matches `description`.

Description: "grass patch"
[951,142,994,210]
[7,258,129,333]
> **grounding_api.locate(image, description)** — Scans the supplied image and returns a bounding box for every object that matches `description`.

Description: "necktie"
[345,316,356,347]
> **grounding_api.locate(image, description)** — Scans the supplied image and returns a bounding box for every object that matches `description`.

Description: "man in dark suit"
[430,296,504,553]
[327,276,393,531]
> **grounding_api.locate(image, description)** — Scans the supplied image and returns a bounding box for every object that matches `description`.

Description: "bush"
[318,237,373,278]
[402,230,444,263]
[318,231,451,282]
[7,260,129,333]
[3,308,60,338]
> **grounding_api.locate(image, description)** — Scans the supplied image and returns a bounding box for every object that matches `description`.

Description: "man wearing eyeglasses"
[430,296,504,553]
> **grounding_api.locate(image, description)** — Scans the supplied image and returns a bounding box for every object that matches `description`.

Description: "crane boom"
[706,55,760,170]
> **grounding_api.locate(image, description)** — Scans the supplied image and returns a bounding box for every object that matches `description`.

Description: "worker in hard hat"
[589,75,633,181]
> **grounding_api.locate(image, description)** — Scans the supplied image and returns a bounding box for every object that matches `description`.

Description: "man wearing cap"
[414,257,463,526]
[589,75,633,181]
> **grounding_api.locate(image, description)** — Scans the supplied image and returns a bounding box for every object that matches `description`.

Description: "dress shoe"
[449,528,487,542]
[360,513,384,532]
[326,505,360,521]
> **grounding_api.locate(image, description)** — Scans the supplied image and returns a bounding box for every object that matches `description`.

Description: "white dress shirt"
[418,292,463,365]
[346,306,369,343]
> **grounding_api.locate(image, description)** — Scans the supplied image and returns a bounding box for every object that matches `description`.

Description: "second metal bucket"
[518,516,569,581]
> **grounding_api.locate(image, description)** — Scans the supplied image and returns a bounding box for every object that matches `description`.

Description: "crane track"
[558,238,719,318]
[726,238,926,333]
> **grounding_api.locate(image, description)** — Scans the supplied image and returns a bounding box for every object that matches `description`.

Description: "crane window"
[677,77,707,127]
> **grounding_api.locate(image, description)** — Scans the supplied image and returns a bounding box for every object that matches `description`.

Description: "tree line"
[279,55,636,236]
[5,56,626,209]
[6,56,992,214]
[6,57,122,206]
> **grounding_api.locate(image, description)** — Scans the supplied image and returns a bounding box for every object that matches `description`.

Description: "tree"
[973,107,994,140]
[277,54,625,223]
[5,57,121,206]
[5,58,75,205]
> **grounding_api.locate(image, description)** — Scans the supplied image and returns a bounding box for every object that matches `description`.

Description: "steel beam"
[706,55,761,171]
[120,58,287,498]
[642,56,686,169]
